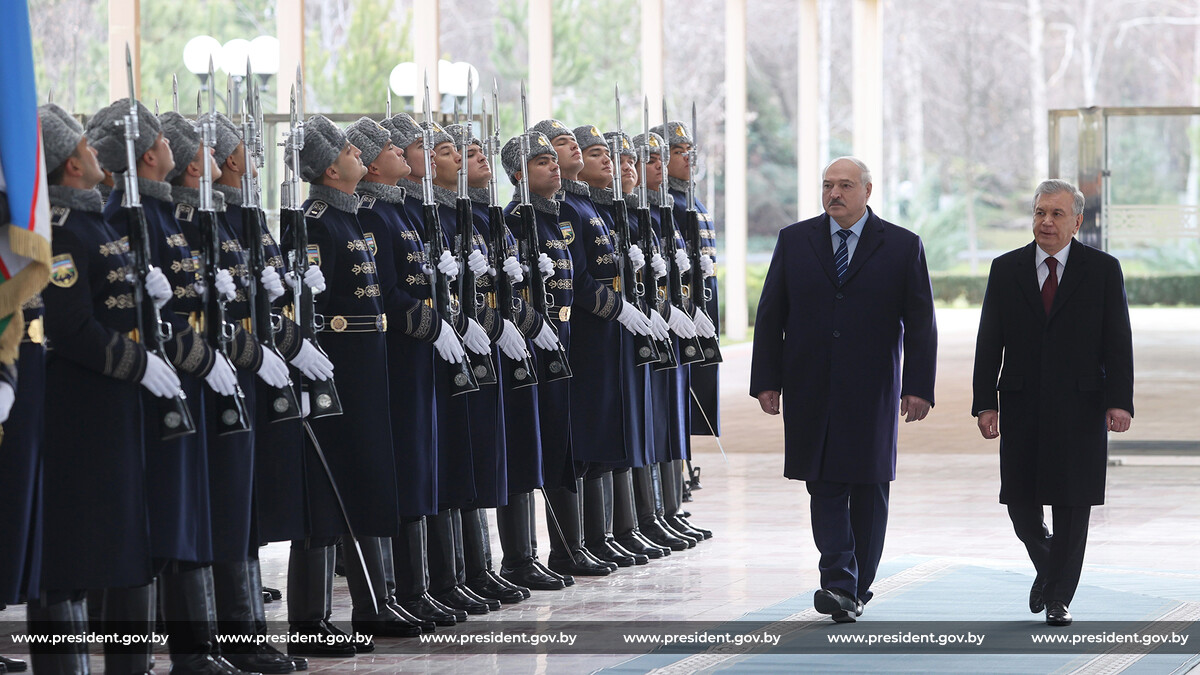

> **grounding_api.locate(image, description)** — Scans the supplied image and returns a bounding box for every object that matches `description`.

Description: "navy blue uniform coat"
[749,209,937,484]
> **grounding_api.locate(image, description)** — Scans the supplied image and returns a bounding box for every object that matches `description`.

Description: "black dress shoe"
[287,623,357,657]
[500,562,566,591]
[548,552,612,577]
[657,515,699,546]
[432,586,490,615]
[457,584,502,611]
[814,588,857,623]
[386,598,436,632]
[1029,581,1045,613]
[486,569,531,598]
[467,572,526,604]
[397,594,459,626]
[633,530,672,556]
[587,539,637,567]
[609,539,649,565]
[223,643,297,673]
[639,519,691,551]
[673,515,712,540]
[616,533,665,559]
[0,655,25,672]
[531,559,574,586]
[579,547,619,572]
[424,593,468,621]
[1046,601,1072,626]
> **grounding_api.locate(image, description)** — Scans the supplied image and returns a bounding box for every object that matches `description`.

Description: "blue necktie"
[835,229,852,281]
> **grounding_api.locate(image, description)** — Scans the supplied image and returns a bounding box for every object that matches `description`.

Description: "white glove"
[497,320,528,360]
[214,268,237,302]
[0,382,15,423]
[537,252,554,281]
[531,322,560,351]
[674,249,692,274]
[140,353,181,398]
[301,391,311,417]
[433,320,466,363]
[304,265,326,294]
[256,347,290,388]
[146,266,173,310]
[437,250,459,281]
[627,244,645,272]
[692,308,717,339]
[649,309,671,341]
[462,318,491,356]
[261,266,286,302]
[204,355,238,396]
[616,301,653,336]
[291,339,334,381]
[467,249,491,276]
[650,252,667,279]
[667,305,698,338]
[502,256,524,284]
[700,254,715,278]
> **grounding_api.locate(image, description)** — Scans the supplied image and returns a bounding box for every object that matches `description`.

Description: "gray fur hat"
[209,113,242,166]
[572,124,607,151]
[382,113,422,150]
[345,116,391,166]
[39,104,84,173]
[632,131,667,160]
[531,119,575,142]
[444,123,481,149]
[158,111,202,182]
[501,131,558,184]
[286,114,346,183]
[603,131,636,159]
[421,121,454,149]
[650,120,693,147]
[85,98,162,173]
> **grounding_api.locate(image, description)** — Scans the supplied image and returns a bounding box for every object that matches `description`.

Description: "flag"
[0,1,52,365]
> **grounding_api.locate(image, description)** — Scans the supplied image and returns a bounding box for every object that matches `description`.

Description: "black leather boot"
[248,558,306,671]
[496,493,564,591]
[343,536,422,638]
[479,501,532,597]
[212,560,296,673]
[633,466,691,550]
[27,591,89,674]
[665,460,712,539]
[101,581,159,674]
[287,541,355,657]
[462,508,524,604]
[651,464,699,546]
[614,468,667,558]
[159,563,250,674]
[427,511,489,615]
[545,484,611,577]
[584,474,639,567]
[393,518,461,626]
[452,509,502,610]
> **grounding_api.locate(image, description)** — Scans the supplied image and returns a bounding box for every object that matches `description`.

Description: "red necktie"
[1042,257,1058,314]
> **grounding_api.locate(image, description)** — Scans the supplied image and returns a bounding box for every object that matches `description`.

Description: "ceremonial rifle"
[684,103,722,366]
[637,97,678,371]
[658,98,704,366]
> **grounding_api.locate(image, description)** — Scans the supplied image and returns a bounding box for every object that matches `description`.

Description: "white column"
[641,0,664,126]
[276,0,304,114]
[724,0,748,342]
[798,0,820,219]
[852,0,883,204]
[414,0,440,110]
[528,0,553,120]
[108,0,140,100]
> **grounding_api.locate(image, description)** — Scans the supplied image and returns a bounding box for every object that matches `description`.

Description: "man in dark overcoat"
[972,179,1133,626]
[750,156,937,623]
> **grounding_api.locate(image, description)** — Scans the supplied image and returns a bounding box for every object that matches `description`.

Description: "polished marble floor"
[5,308,1198,673]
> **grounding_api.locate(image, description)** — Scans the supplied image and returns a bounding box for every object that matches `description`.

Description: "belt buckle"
[26,318,44,344]
[376,314,387,332]
[558,306,571,322]
[330,315,348,332]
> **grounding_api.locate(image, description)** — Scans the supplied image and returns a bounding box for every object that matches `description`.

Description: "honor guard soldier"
[427,119,508,615]
[32,103,173,674]
[281,114,400,654]
[446,121,544,602]
[651,119,721,468]
[633,130,711,543]
[501,131,587,587]
[211,109,317,673]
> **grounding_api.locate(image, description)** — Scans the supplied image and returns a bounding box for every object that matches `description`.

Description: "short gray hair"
[1033,179,1085,216]
[822,156,872,186]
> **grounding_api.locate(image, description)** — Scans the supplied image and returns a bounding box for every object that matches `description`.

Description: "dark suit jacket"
[972,241,1133,506]
[750,209,938,484]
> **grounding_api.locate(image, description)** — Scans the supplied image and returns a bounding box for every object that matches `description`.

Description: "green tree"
[305,0,412,114]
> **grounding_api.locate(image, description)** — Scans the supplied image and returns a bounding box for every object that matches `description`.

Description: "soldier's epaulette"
[50,206,71,226]
[306,201,328,219]
[175,203,196,222]
[358,195,377,210]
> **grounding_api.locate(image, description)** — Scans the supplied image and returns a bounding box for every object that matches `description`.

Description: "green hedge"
[725,269,1199,327]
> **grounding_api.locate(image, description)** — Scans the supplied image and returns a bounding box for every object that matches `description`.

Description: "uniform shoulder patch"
[175,203,195,222]
[306,244,321,267]
[358,195,377,210]
[364,232,377,256]
[50,206,71,226]
[50,254,78,288]
[558,221,575,244]
[306,201,328,219]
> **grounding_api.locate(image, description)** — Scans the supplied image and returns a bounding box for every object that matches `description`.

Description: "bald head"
[822,157,873,228]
